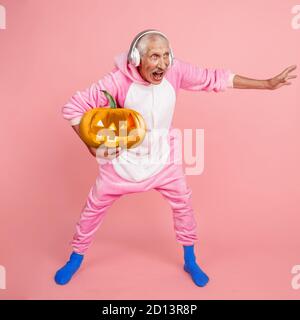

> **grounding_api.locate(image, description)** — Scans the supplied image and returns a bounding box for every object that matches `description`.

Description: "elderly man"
[55,29,297,287]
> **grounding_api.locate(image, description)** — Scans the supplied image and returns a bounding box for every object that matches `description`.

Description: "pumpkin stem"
[101,90,117,108]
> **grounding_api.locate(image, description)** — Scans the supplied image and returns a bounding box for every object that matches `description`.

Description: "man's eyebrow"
[149,51,170,55]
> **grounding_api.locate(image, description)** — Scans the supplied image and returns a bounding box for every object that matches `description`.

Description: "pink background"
[0,0,299,299]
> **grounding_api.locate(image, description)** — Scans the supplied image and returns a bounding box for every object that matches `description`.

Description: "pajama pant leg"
[154,166,199,246]
[151,132,199,246]
[150,144,198,245]
[71,172,122,254]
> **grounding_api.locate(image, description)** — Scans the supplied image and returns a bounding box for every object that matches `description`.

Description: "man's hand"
[92,145,121,160]
[267,65,298,90]
[88,145,122,159]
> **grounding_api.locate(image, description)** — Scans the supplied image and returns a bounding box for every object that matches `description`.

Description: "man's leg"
[154,171,209,287]
[55,171,122,285]
[71,180,121,255]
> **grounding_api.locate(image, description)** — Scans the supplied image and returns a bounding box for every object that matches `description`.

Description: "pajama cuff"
[227,73,236,88]
[69,116,83,126]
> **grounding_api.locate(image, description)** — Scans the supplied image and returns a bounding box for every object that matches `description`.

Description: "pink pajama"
[63,51,235,254]
[71,133,198,254]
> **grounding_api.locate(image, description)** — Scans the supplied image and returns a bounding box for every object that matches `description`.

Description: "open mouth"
[152,71,164,81]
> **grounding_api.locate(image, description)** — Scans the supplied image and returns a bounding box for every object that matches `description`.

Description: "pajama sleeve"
[62,71,119,126]
[176,58,235,92]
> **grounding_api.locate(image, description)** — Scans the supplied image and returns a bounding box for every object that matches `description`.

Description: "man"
[55,29,297,287]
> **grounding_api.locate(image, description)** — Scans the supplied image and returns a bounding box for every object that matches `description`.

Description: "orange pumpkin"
[79,90,147,149]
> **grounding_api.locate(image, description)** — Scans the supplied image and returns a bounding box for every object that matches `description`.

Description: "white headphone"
[127,29,174,68]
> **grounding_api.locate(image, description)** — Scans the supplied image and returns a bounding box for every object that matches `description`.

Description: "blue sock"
[54,252,84,285]
[183,245,209,287]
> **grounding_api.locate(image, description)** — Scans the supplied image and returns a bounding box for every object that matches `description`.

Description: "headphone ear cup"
[168,47,174,68]
[132,47,140,67]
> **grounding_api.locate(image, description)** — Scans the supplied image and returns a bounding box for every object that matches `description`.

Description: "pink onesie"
[62,51,235,254]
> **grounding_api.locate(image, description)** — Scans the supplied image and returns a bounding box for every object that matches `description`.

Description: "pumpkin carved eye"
[97,120,104,127]
[108,122,117,131]
[79,90,147,149]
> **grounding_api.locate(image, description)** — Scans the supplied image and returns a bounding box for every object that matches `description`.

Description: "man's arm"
[232,65,297,90]
[62,71,121,158]
[72,124,97,157]
[175,58,234,92]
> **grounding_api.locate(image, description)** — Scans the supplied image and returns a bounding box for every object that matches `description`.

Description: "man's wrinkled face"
[137,38,171,85]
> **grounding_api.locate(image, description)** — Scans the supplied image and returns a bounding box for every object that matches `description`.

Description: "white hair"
[136,33,169,57]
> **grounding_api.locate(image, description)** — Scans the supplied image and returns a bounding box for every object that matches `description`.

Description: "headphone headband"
[127,29,174,67]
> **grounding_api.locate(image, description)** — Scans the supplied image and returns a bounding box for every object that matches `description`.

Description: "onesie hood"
[113,51,152,86]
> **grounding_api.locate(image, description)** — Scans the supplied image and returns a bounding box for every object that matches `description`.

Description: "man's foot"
[183,245,209,287]
[54,252,84,285]
[183,262,209,287]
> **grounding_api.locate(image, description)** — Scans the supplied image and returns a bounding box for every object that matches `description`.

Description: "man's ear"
[137,61,144,73]
[139,57,144,68]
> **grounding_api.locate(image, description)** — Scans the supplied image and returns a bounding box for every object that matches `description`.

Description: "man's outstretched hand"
[267,65,298,90]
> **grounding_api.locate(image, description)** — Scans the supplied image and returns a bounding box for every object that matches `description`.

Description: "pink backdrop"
[0,0,299,299]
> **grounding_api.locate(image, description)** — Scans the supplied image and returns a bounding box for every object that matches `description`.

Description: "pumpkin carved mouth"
[79,90,147,149]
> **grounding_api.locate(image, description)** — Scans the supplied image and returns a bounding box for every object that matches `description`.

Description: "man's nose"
[157,57,168,70]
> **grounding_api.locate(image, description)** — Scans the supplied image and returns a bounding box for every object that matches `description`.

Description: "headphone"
[127,29,174,68]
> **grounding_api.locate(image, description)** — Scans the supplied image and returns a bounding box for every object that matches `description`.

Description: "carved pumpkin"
[79,90,147,149]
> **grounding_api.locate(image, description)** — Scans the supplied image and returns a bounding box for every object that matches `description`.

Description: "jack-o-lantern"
[79,90,147,149]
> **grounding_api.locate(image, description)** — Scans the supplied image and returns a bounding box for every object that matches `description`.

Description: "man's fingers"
[284,65,297,74]
[114,147,121,157]
[101,147,122,158]
[280,82,292,87]
[287,65,297,71]
[279,65,297,78]
[103,149,108,157]
[95,145,124,162]
[286,75,297,80]
[108,147,121,154]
